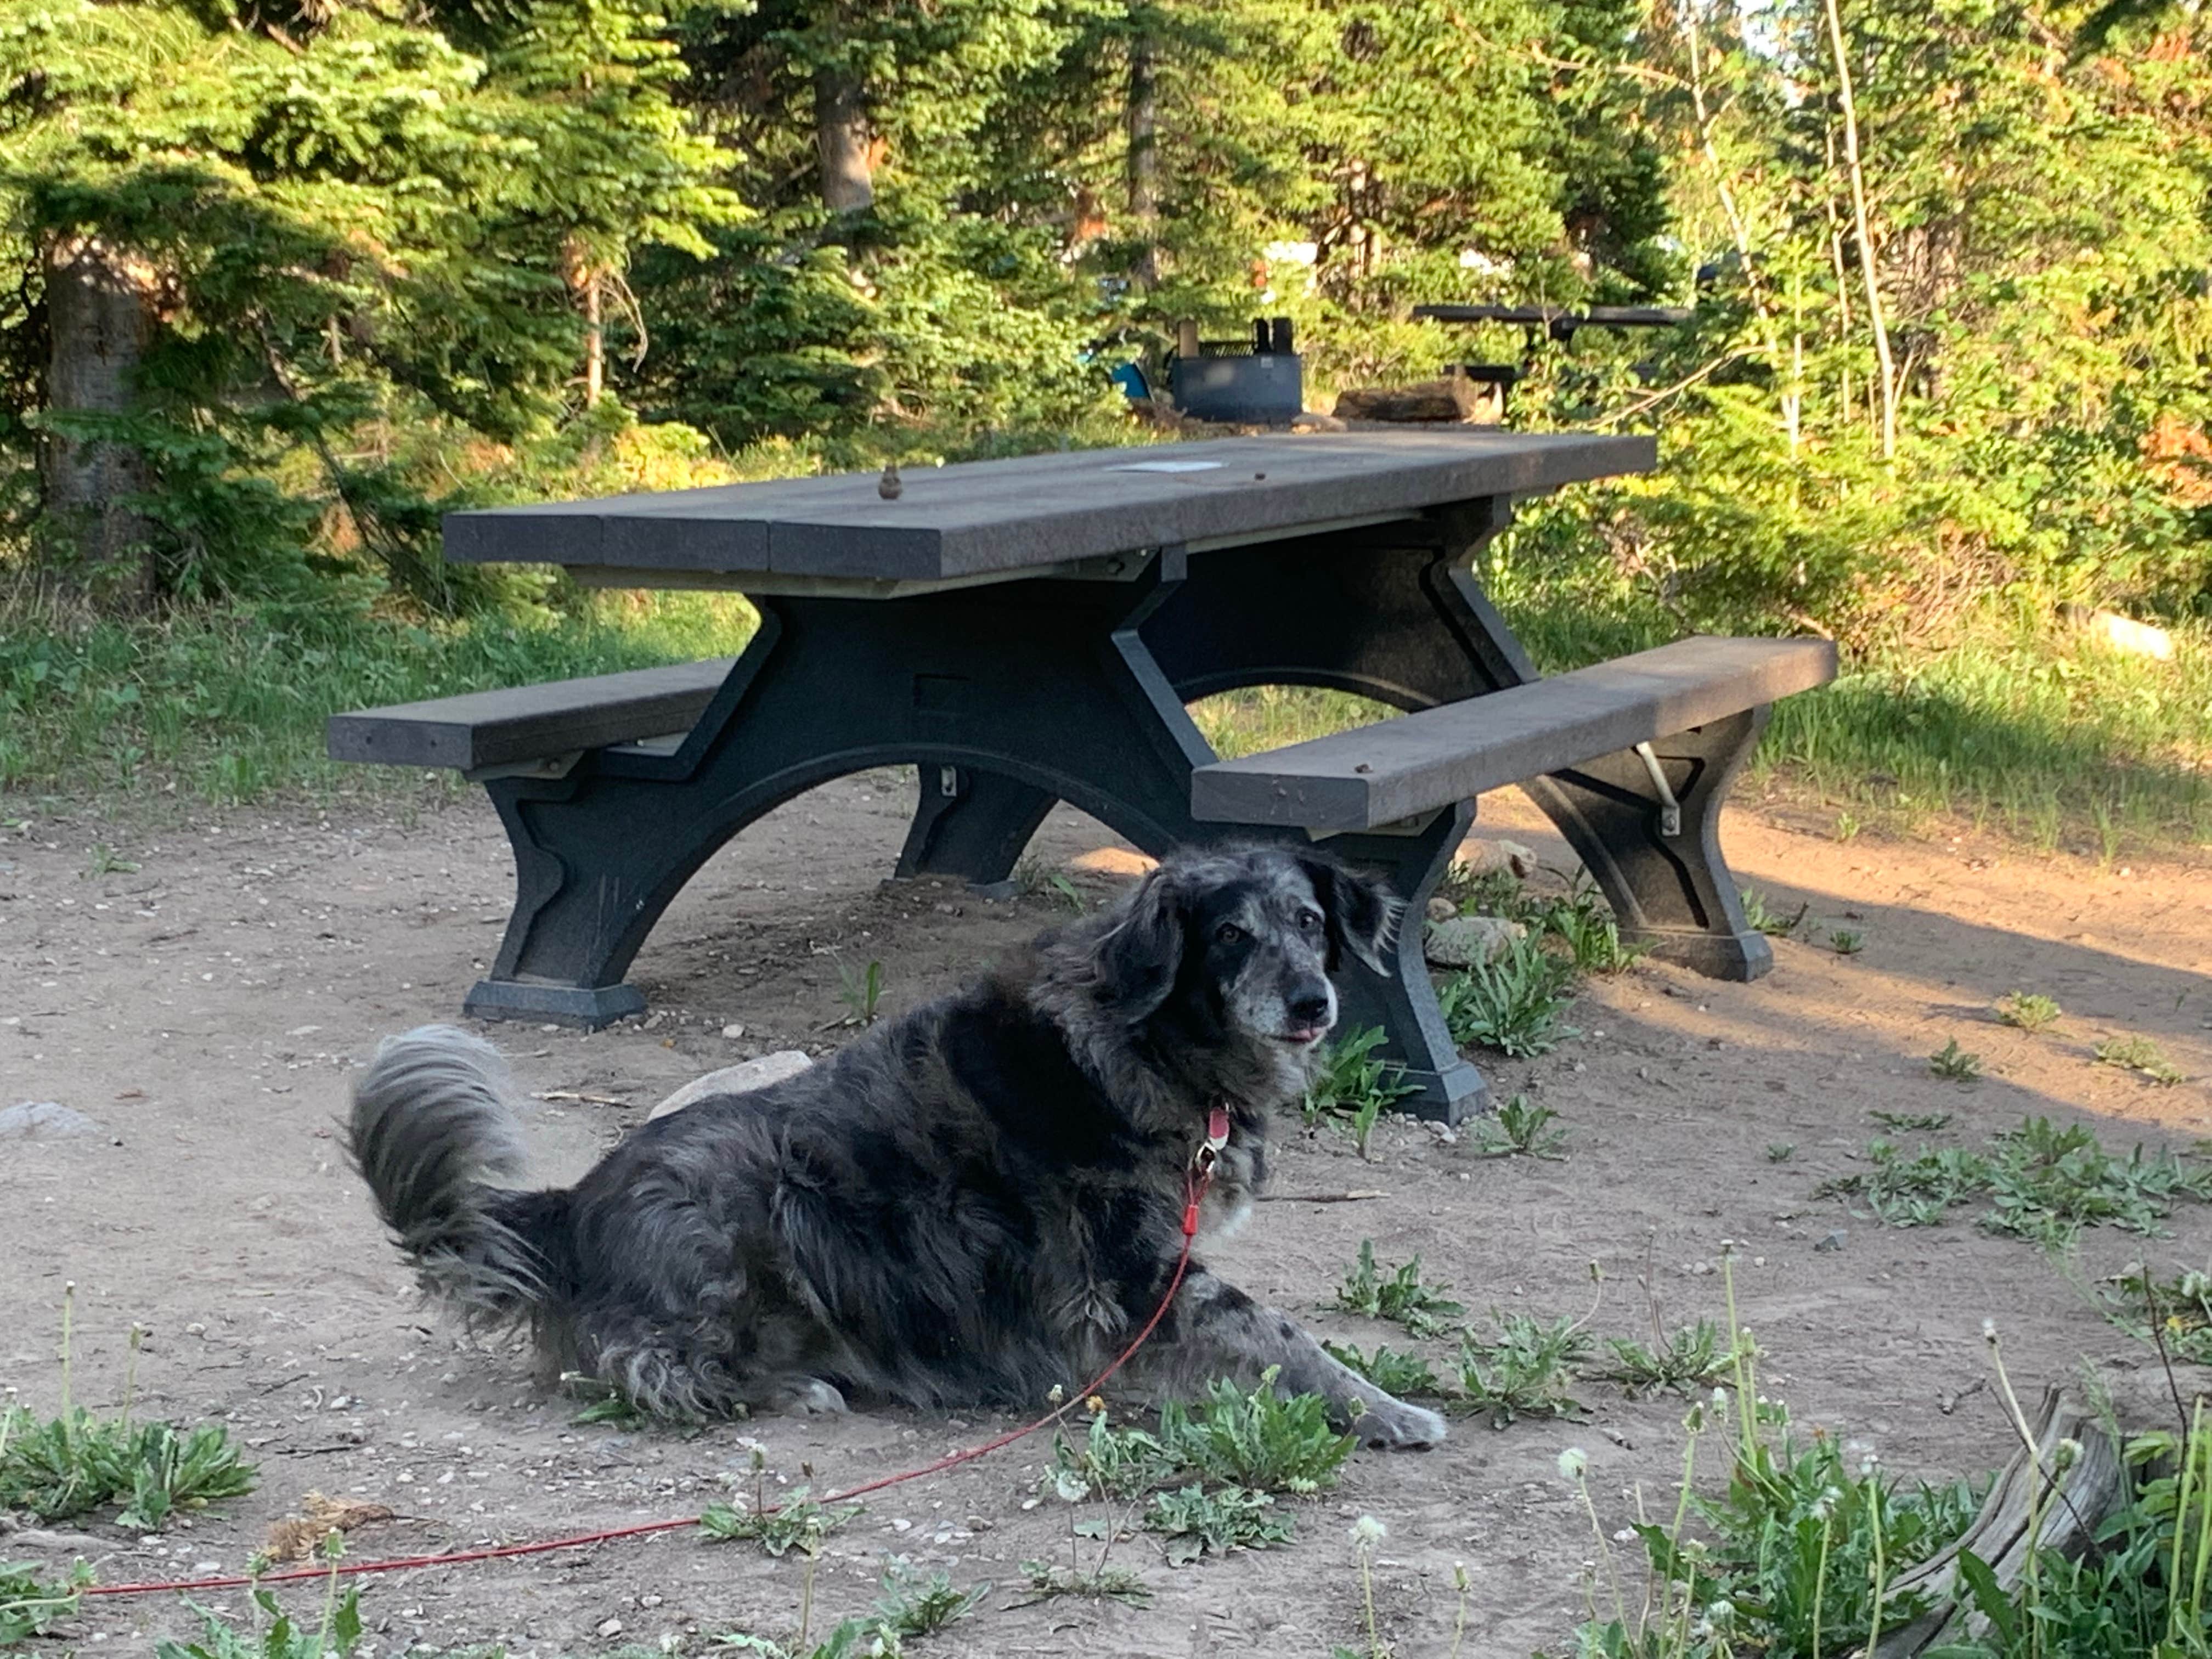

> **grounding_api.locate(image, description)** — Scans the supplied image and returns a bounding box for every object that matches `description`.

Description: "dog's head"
[1091,845,1400,1052]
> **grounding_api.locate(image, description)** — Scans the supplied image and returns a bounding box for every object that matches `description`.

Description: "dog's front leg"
[1148,1269,1447,1449]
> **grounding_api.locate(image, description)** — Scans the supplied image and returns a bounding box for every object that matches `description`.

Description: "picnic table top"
[443,430,1654,591]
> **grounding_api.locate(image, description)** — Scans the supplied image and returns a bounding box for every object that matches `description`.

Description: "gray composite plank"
[327,658,737,771]
[1190,636,1838,830]
[442,431,1655,584]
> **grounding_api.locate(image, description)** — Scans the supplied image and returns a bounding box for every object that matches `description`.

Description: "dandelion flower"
[1557,1447,1588,1481]
[1350,1514,1388,1548]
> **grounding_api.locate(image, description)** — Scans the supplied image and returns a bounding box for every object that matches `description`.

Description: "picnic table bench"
[327,431,1835,1121]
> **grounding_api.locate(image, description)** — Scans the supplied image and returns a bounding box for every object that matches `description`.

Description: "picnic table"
[329,431,1834,1121]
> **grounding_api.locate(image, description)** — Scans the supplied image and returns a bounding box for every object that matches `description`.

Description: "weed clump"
[1301,1026,1417,1158]
[1156,1370,1356,1495]
[0,1407,256,1530]
[1817,1115,2212,1248]
[699,1489,861,1556]
[1437,933,1580,1057]
[1454,1313,1591,1427]
[1143,1485,1294,1565]
[2096,1035,2187,1086]
[1995,991,2063,1032]
[1470,1094,1568,1160]
[1334,1241,1464,1338]
[1321,1342,1444,1398]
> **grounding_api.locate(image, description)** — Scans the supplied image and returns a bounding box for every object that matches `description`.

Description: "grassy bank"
[0,591,758,807]
[3,589,2207,857]
[1195,607,2212,858]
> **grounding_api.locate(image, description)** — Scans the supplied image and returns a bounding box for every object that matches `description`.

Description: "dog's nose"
[1288,988,1333,1028]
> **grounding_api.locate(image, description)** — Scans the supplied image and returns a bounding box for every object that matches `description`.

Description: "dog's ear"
[1297,849,1401,977]
[1093,866,1187,1021]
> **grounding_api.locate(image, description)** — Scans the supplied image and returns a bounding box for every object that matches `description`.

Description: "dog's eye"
[1215,922,1244,946]
[1297,909,1323,933]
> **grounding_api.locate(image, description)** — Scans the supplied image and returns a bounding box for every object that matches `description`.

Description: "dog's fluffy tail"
[348,1025,567,1319]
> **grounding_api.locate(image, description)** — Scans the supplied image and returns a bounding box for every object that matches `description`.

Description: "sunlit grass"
[0,589,755,806]
[6,573,2207,858]
[1190,605,2212,855]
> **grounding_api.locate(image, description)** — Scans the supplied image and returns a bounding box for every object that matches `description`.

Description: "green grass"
[13,573,2206,860]
[1155,1370,1357,1495]
[1435,932,1581,1057]
[1595,1319,1745,1398]
[1045,1373,1355,1503]
[2097,1034,2189,1086]
[0,1561,87,1645]
[1469,1093,1569,1159]
[0,590,755,805]
[1195,606,2212,855]
[1928,1038,1985,1082]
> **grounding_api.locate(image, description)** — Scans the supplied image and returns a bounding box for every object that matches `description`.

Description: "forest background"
[2,0,2208,849]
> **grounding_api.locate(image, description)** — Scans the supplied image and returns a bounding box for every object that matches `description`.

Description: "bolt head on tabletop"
[878,461,903,500]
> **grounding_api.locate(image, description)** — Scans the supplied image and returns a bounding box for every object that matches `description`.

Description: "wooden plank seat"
[1193,636,1835,830]
[1193,634,1837,983]
[326,658,737,778]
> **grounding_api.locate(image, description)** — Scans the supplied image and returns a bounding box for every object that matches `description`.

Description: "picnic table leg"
[457,577,1218,1030]
[892,765,1056,898]
[1313,804,1488,1120]
[1148,508,1774,983]
[1519,712,1774,980]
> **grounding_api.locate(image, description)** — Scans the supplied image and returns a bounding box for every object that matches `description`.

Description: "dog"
[348,844,1448,1449]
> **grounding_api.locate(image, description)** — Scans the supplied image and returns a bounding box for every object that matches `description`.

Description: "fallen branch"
[1872,1387,2128,1657]
[1255,1190,1389,1204]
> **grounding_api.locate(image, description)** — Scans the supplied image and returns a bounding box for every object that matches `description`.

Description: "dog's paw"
[1350,1398,1448,1450]
[764,1376,849,1417]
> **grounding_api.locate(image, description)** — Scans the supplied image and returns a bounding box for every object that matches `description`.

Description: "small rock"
[1426,896,1457,923]
[1423,915,1526,968]
[2068,605,2174,661]
[0,1102,98,1140]
[1815,1230,1847,1252]
[649,1051,815,1120]
[597,1618,624,1639]
[720,1023,746,1040]
[1454,838,1538,879]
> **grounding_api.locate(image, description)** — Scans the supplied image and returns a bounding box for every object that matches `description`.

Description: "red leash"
[82,1110,1231,1601]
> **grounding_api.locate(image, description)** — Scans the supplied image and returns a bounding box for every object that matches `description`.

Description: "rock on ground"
[1423,914,1527,968]
[647,1050,815,1120]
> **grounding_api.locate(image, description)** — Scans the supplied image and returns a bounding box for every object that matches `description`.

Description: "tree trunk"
[39,235,161,613]
[1126,30,1161,288]
[815,64,874,216]
[562,236,604,403]
[1823,0,1898,459]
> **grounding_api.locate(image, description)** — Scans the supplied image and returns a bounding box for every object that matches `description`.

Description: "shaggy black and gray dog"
[348,844,1447,1449]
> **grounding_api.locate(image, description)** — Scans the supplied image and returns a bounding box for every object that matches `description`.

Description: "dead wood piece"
[1333,376,1489,424]
[1254,1189,1389,1204]
[264,1492,398,1562]
[1872,1387,2129,1657]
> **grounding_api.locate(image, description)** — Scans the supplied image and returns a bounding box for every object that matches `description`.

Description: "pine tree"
[0,0,733,608]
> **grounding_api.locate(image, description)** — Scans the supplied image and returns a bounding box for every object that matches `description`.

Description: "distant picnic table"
[328,431,1831,1121]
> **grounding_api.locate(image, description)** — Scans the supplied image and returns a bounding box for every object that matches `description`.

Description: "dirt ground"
[3,775,2209,1659]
